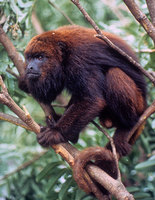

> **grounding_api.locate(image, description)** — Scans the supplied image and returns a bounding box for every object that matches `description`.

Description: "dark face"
[24,51,64,104]
[23,34,67,104]
[25,53,47,80]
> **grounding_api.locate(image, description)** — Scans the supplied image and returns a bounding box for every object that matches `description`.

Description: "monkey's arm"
[37,97,105,146]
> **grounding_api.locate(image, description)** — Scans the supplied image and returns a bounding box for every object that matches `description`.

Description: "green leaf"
[36,161,63,182]
[75,188,87,200]
[134,192,151,199]
[152,119,155,129]
[127,186,140,193]
[46,190,58,199]
[47,168,67,193]
[7,77,15,96]
[10,0,23,16]
[59,177,73,200]
[17,0,33,8]
[135,159,155,171]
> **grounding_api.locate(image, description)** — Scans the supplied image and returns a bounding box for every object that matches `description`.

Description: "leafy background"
[0,0,155,199]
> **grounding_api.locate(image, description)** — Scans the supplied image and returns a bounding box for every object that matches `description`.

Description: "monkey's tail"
[73,147,117,195]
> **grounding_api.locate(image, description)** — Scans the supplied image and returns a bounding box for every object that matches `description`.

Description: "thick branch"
[0,25,25,76]
[123,0,155,45]
[0,112,32,131]
[87,165,134,200]
[146,0,155,27]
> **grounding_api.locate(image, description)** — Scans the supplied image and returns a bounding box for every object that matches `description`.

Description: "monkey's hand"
[37,126,67,147]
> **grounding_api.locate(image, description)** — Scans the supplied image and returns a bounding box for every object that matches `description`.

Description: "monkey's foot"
[106,141,132,157]
[37,127,67,147]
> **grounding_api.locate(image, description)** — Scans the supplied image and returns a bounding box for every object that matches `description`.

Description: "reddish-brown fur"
[18,25,147,195]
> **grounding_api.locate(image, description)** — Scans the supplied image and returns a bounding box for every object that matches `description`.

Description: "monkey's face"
[24,36,65,104]
[25,53,46,80]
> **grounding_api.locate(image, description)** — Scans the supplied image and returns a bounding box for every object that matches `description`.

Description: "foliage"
[0,0,154,199]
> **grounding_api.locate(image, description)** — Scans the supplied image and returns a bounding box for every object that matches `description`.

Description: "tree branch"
[0,25,25,76]
[6,66,19,79]
[136,49,155,53]
[0,112,32,131]
[128,100,155,144]
[86,165,134,200]
[146,0,155,27]
[123,0,155,45]
[92,121,121,181]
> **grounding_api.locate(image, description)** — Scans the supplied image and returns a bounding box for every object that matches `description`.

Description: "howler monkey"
[19,25,147,194]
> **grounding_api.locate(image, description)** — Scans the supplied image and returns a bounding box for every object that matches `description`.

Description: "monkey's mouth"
[26,72,41,80]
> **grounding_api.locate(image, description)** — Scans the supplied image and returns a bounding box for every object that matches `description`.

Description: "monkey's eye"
[35,55,44,61]
[38,55,43,60]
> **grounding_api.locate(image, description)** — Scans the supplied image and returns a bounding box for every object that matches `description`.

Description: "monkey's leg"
[106,128,132,157]
[105,67,146,157]
[37,97,106,146]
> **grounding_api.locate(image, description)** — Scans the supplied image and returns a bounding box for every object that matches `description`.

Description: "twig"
[123,0,155,45]
[100,0,130,26]
[146,0,155,27]
[150,71,155,79]
[0,25,25,76]
[0,150,47,181]
[48,0,74,25]
[31,11,44,34]
[128,100,155,144]
[70,0,155,85]
[91,121,121,181]
[22,105,31,117]
[6,67,19,79]
[0,112,32,131]
[136,49,155,53]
